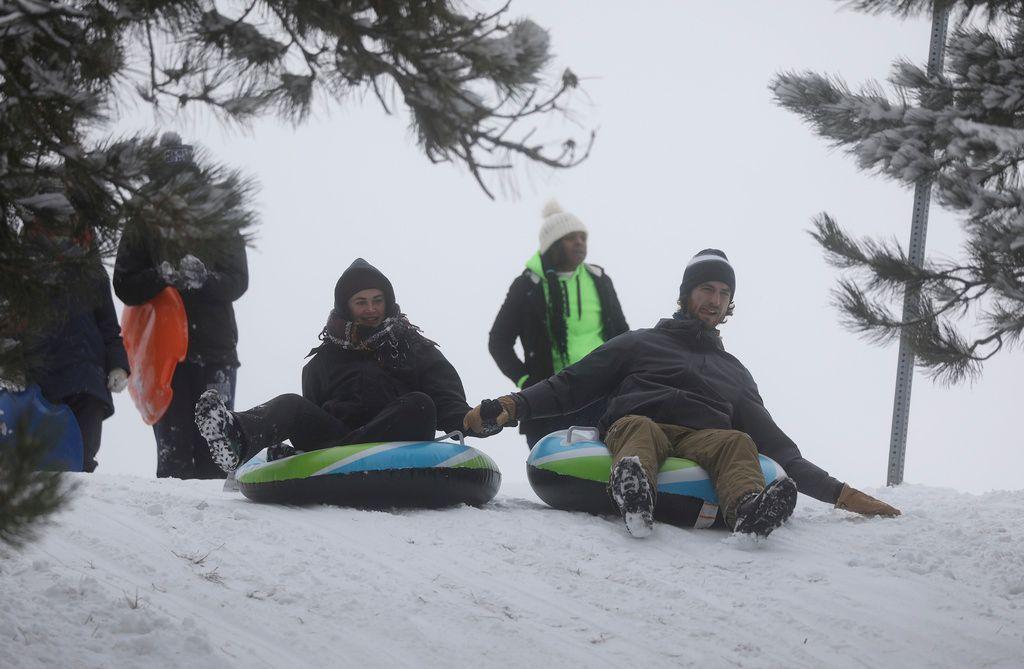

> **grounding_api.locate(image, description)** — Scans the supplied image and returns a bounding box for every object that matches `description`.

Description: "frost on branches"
[771,2,1024,383]
[137,1,591,196]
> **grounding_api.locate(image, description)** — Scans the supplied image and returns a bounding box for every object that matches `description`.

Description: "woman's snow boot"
[195,389,247,473]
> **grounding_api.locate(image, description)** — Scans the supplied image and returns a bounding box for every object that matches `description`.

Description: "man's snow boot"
[195,389,246,473]
[609,456,655,538]
[733,476,798,538]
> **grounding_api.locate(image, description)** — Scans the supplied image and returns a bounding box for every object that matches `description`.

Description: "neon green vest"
[525,253,605,373]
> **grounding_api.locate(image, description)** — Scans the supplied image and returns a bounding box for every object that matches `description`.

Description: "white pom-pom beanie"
[538,199,587,254]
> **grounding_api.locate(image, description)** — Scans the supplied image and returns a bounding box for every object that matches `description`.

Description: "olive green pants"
[605,415,766,527]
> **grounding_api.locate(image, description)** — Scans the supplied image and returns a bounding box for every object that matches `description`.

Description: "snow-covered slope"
[2,477,1022,668]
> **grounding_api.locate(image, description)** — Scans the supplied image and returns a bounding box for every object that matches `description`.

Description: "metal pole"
[887,2,950,486]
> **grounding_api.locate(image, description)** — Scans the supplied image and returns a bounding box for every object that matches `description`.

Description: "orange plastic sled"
[121,286,188,425]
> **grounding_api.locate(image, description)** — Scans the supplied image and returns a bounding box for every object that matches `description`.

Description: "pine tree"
[0,416,78,549]
[771,0,1024,383]
[0,1,588,546]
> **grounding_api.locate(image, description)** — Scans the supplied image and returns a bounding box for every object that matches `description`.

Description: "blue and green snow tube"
[235,437,501,508]
[527,428,786,528]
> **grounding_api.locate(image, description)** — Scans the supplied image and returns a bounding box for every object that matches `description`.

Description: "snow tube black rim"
[239,466,501,508]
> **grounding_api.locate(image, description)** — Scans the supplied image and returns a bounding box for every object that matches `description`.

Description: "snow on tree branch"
[133,2,592,197]
[772,3,1024,382]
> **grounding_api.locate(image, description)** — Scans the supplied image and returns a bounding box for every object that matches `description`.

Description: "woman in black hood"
[195,259,474,473]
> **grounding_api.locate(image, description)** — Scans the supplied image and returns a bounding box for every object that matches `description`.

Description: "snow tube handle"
[566,425,600,445]
[438,431,466,447]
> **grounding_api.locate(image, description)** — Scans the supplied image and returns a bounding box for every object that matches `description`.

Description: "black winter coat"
[31,264,130,417]
[113,228,248,367]
[518,315,844,503]
[302,343,472,435]
[488,263,629,387]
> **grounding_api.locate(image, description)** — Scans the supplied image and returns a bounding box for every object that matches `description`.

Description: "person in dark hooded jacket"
[194,259,474,473]
[113,132,248,479]
[467,249,900,538]
[488,200,628,448]
[30,260,130,472]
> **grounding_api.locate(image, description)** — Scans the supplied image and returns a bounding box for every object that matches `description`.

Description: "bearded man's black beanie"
[679,249,736,303]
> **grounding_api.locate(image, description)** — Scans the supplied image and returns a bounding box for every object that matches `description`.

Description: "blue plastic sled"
[0,384,84,472]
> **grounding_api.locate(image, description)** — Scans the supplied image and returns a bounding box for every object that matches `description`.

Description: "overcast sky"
[99,0,1022,495]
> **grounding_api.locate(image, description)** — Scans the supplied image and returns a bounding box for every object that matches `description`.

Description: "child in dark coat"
[31,262,130,472]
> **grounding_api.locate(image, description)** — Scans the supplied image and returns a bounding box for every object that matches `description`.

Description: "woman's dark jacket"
[301,343,472,436]
[113,227,248,367]
[516,315,845,503]
[488,262,628,387]
[31,263,130,417]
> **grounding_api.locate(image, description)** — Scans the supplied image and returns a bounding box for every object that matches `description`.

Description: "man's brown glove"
[464,396,517,436]
[835,484,901,517]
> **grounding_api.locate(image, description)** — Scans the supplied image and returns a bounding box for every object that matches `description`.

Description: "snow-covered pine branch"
[136,2,591,198]
[771,2,1024,382]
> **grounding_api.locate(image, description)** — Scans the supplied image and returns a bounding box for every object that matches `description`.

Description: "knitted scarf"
[318,309,437,368]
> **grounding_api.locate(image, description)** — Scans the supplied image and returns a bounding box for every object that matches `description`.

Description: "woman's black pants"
[233,391,437,460]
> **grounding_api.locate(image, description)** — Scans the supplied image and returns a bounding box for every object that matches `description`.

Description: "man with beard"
[467,249,899,538]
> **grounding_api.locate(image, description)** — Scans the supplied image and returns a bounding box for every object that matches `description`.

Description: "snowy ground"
[2,476,1022,668]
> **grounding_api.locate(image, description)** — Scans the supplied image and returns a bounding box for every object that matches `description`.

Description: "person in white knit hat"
[487,199,629,448]
[537,199,587,258]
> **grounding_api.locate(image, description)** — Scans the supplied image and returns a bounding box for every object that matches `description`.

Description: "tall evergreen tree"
[0,1,588,547]
[772,0,1024,383]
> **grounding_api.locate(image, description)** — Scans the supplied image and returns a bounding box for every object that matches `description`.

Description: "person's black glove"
[464,396,518,437]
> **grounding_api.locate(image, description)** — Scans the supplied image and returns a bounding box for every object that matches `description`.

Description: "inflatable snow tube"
[527,428,786,529]
[235,436,501,508]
